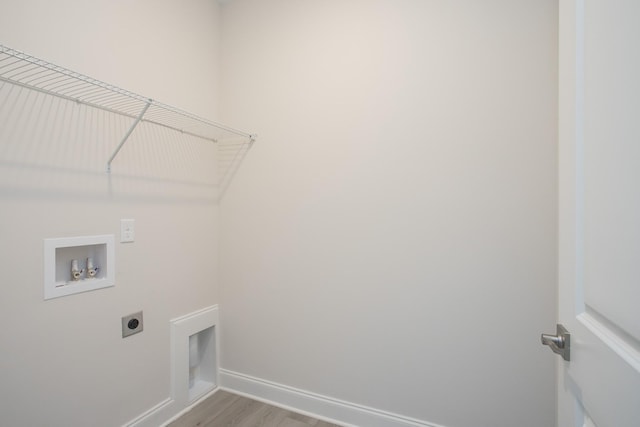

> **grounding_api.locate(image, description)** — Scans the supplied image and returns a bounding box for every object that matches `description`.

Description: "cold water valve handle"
[86,257,99,278]
[70,259,84,281]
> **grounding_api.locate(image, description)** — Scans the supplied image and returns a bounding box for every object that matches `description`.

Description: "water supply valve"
[70,259,84,281]
[86,257,99,278]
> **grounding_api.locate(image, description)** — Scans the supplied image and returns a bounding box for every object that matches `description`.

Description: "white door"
[556,1,640,426]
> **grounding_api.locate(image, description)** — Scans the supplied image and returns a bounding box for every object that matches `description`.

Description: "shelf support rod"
[107,99,152,173]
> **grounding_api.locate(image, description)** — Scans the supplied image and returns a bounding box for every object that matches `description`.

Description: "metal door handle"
[541,324,570,361]
[541,334,564,347]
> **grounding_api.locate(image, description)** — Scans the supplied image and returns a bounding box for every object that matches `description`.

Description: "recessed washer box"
[44,235,115,300]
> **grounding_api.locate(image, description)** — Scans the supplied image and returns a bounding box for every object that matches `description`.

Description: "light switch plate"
[120,219,135,243]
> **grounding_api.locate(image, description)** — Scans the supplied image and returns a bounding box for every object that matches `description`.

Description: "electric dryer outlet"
[122,311,143,338]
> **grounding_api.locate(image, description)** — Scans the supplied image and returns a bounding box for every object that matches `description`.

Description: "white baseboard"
[124,388,221,427]
[123,398,176,427]
[219,369,446,427]
[159,388,220,427]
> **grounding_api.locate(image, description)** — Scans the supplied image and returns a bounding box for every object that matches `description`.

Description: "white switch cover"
[121,219,135,243]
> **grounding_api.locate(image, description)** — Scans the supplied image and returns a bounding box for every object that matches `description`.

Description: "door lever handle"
[541,333,564,348]
[541,324,570,361]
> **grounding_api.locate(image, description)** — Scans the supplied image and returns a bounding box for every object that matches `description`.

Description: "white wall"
[218,1,558,427]
[0,1,222,426]
[0,1,558,426]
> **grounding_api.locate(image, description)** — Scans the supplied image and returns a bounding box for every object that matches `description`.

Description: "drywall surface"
[0,1,221,426]
[218,1,558,427]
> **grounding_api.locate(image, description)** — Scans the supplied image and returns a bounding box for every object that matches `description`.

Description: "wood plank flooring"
[167,390,343,427]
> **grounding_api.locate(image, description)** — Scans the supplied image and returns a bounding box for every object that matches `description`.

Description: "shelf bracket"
[106,100,152,173]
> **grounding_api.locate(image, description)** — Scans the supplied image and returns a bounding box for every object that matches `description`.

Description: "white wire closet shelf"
[0,44,255,173]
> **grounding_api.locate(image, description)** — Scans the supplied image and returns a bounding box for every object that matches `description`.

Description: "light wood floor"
[167,390,343,427]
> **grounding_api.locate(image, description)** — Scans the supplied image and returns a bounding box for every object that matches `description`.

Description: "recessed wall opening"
[188,326,216,402]
[171,306,219,409]
[43,235,115,300]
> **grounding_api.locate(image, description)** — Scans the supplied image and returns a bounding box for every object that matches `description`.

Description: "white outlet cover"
[121,219,135,243]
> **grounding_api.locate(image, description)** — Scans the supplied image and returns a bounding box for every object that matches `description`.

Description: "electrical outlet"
[120,219,135,243]
[122,311,143,338]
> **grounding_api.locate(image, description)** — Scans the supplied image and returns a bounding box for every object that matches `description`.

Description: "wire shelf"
[0,44,255,176]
